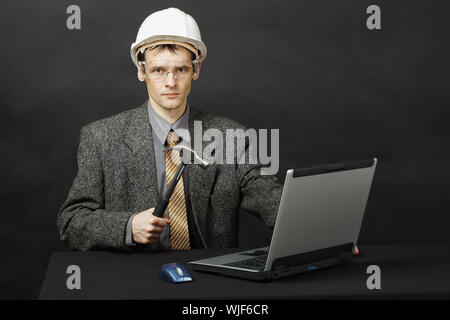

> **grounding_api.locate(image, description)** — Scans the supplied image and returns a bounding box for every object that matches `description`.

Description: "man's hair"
[137,44,196,63]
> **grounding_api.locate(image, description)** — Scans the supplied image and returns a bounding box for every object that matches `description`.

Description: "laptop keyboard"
[224,255,268,271]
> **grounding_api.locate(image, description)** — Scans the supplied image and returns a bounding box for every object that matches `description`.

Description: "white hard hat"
[130,8,207,67]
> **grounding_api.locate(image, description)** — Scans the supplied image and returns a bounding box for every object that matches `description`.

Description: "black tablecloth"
[39,243,450,299]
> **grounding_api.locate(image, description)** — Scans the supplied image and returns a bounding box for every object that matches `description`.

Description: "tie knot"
[166,130,179,148]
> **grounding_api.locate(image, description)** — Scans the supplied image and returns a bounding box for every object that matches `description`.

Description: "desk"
[39,244,450,299]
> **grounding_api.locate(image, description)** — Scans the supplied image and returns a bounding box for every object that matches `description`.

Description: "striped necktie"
[166,130,190,250]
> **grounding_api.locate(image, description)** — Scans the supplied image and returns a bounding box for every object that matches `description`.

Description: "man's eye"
[153,69,163,73]
[178,68,186,73]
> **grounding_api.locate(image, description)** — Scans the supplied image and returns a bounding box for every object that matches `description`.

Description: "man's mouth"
[163,93,179,98]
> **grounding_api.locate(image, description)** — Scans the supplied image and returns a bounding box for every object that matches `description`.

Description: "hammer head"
[163,145,212,168]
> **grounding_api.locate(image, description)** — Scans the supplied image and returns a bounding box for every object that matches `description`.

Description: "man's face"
[138,46,200,113]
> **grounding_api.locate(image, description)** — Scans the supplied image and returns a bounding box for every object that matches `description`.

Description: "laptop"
[188,158,377,281]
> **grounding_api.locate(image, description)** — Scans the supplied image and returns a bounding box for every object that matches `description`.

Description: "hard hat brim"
[130,35,207,67]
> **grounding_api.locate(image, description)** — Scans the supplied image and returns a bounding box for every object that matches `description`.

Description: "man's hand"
[354,245,359,255]
[131,208,170,245]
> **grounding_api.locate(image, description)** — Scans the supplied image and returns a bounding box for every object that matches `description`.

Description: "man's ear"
[137,63,146,82]
[193,61,202,80]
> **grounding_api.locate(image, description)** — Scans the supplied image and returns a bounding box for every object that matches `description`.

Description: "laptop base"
[189,252,354,282]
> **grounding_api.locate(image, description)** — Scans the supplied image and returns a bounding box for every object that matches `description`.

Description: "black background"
[1,0,449,299]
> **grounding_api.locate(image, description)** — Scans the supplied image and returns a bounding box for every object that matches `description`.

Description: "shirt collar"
[147,100,190,146]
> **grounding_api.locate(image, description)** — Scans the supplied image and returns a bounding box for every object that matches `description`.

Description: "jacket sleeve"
[57,125,134,251]
[237,164,283,228]
[235,132,283,228]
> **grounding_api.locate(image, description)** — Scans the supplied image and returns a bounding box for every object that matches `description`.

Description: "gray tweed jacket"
[57,101,282,251]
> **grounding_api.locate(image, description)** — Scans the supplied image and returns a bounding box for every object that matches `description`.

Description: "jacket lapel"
[124,102,160,210]
[188,108,217,247]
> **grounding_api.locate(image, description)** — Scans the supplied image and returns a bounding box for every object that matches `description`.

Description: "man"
[57,8,283,251]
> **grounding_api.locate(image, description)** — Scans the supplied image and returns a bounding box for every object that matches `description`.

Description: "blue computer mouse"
[159,263,193,283]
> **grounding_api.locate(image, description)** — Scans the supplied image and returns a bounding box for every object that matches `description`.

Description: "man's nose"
[165,72,176,87]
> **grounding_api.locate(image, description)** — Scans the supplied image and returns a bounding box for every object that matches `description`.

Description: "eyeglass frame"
[139,59,199,81]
